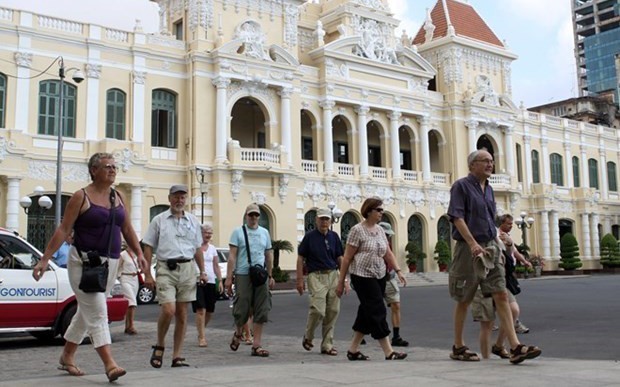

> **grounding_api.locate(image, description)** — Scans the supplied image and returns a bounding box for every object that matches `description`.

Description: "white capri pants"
[64,246,119,348]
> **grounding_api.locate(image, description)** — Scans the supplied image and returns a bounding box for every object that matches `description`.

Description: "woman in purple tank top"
[32,152,146,382]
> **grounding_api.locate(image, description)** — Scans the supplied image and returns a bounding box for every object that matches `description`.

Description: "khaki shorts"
[384,276,400,305]
[471,290,495,322]
[156,260,197,304]
[449,240,506,303]
[232,275,272,326]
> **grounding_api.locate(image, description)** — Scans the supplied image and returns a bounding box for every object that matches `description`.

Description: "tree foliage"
[271,239,294,269]
[405,241,426,265]
[600,233,620,268]
[433,240,452,265]
[559,233,582,270]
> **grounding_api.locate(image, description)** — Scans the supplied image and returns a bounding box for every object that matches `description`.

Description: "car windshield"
[0,235,40,270]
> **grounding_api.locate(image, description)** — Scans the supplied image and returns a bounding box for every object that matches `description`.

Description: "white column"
[213,77,231,164]
[320,100,335,174]
[580,143,588,187]
[540,210,551,259]
[6,177,22,232]
[599,145,608,200]
[356,105,370,178]
[541,135,551,184]
[131,185,144,239]
[550,211,560,260]
[503,125,514,175]
[418,115,431,182]
[591,213,600,260]
[581,213,591,259]
[279,87,293,166]
[85,64,100,140]
[132,70,146,142]
[466,120,478,153]
[603,216,612,236]
[389,111,402,180]
[523,133,533,189]
[14,52,32,132]
[564,142,573,188]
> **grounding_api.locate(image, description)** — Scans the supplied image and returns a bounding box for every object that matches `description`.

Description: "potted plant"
[433,240,451,272]
[405,241,426,273]
[271,239,294,283]
[600,233,620,270]
[528,254,545,277]
[559,233,582,271]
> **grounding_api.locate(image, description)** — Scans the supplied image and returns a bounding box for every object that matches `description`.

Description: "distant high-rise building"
[572,0,620,104]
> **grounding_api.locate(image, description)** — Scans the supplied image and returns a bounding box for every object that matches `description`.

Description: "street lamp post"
[196,168,208,224]
[327,202,343,231]
[54,57,84,227]
[514,211,535,247]
[19,186,53,250]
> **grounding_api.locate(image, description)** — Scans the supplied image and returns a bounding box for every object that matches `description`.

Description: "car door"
[0,234,59,327]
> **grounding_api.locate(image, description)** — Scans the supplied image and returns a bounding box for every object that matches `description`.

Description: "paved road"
[0,274,618,384]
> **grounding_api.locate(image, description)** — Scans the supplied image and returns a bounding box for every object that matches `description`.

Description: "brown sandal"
[105,366,126,382]
[492,344,510,359]
[171,357,190,367]
[510,344,541,364]
[230,332,242,351]
[302,337,313,351]
[251,346,270,357]
[58,361,84,376]
[150,345,164,368]
[321,348,338,356]
[450,345,480,361]
[385,351,407,360]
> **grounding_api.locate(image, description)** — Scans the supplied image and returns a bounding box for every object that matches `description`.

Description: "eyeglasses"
[374,208,384,213]
[474,159,494,165]
[101,164,118,171]
[248,213,260,218]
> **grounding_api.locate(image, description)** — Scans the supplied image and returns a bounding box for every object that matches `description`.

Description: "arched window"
[304,209,317,233]
[151,89,177,148]
[589,159,599,189]
[106,89,126,140]
[607,161,617,192]
[38,80,77,137]
[550,153,563,186]
[0,73,6,128]
[572,156,580,188]
[531,150,540,183]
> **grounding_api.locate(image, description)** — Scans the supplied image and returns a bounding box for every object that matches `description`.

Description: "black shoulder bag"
[503,250,521,296]
[78,189,116,293]
[243,225,268,287]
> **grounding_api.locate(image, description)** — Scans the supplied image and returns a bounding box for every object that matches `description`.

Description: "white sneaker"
[515,320,530,334]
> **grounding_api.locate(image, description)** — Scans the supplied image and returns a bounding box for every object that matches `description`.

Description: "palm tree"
[271,239,294,269]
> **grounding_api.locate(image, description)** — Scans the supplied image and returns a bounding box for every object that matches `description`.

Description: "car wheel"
[137,284,155,304]
[59,304,77,337]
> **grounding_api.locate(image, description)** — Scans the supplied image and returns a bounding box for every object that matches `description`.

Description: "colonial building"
[0,0,618,272]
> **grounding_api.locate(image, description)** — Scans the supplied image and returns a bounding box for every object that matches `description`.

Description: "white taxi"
[0,228,128,340]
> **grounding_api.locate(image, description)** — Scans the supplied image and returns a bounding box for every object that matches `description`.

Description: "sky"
[0,0,576,108]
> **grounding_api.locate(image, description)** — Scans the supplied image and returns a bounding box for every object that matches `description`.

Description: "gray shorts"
[471,290,495,322]
[384,276,400,305]
[449,240,506,303]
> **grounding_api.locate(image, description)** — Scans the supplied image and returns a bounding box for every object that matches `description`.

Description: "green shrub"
[271,266,290,283]
[559,233,582,270]
[405,241,426,265]
[600,233,620,268]
[433,240,451,265]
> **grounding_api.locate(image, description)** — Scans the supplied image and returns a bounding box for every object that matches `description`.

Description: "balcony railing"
[335,163,356,177]
[301,160,320,175]
[370,166,388,180]
[228,141,286,169]
[431,173,449,185]
[489,174,511,187]
[402,170,419,182]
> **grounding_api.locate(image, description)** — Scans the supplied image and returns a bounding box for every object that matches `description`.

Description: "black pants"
[350,274,390,340]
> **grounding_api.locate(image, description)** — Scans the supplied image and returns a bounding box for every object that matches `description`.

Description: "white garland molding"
[251,191,267,205]
[231,170,243,202]
[14,51,33,68]
[278,174,289,203]
[303,181,327,206]
[113,148,138,172]
[0,136,14,162]
[28,161,89,182]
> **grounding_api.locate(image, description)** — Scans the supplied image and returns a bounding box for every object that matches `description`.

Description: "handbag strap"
[106,189,116,258]
[242,225,253,266]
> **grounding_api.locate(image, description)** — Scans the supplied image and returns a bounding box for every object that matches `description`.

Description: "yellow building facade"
[0,0,618,271]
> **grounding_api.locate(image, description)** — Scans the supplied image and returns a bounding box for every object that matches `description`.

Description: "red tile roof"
[413,0,504,48]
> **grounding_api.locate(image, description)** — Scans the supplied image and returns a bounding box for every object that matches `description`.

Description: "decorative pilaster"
[6,177,22,232]
[85,64,100,140]
[279,87,293,166]
[523,132,533,190]
[580,142,588,187]
[389,111,402,180]
[213,77,231,164]
[541,134,550,184]
[581,212,591,259]
[418,115,431,182]
[356,105,370,178]
[503,125,514,175]
[550,210,560,260]
[465,119,478,153]
[14,52,32,132]
[131,185,145,238]
[591,213,600,260]
[320,100,335,174]
[132,70,146,142]
[540,210,551,259]
[564,142,573,188]
[599,145,608,200]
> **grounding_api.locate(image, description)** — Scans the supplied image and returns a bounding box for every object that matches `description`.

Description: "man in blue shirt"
[296,208,347,356]
[447,149,541,364]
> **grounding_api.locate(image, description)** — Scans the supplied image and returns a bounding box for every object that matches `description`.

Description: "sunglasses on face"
[248,213,260,218]
[374,208,384,213]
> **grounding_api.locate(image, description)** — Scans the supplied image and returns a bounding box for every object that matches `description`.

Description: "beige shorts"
[384,276,400,305]
[156,260,197,304]
[449,240,506,303]
[471,290,495,322]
